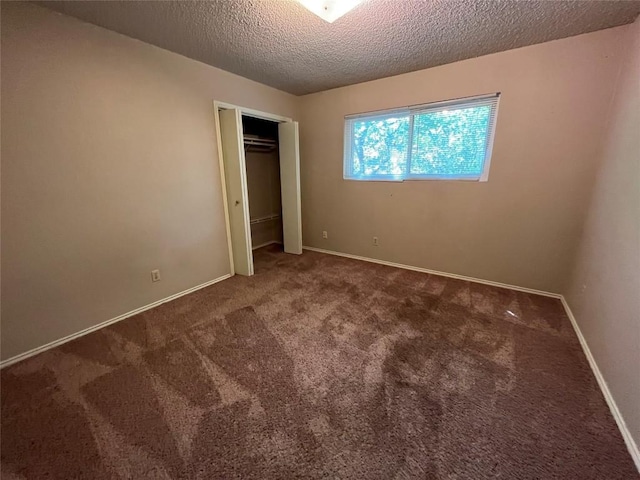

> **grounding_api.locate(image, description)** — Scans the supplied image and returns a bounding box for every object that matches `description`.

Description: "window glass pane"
[351,115,409,177]
[410,105,491,177]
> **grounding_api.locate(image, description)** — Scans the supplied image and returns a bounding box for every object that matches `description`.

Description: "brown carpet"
[1,245,637,479]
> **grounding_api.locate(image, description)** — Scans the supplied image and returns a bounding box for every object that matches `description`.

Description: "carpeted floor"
[1,245,637,479]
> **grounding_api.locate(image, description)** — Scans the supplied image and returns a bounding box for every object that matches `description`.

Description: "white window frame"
[343,93,500,182]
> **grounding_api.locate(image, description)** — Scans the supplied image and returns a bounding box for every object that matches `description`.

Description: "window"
[344,93,500,181]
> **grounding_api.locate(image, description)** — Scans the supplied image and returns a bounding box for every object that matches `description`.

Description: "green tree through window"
[352,116,409,177]
[345,94,499,181]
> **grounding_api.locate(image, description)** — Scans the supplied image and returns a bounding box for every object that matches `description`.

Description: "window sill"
[344,176,487,183]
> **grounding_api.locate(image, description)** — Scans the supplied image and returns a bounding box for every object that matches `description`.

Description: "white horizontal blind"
[344,93,500,181]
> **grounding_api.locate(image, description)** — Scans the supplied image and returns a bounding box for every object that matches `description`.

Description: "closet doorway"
[214,102,302,276]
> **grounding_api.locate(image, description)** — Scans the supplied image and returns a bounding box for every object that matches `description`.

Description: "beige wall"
[246,150,283,247]
[565,17,640,455]
[299,26,629,293]
[0,2,298,361]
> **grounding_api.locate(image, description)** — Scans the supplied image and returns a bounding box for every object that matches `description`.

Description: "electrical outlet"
[151,269,161,282]
[373,236,379,246]
[322,231,328,239]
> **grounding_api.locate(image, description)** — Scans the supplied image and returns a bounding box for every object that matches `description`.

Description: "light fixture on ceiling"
[297,0,365,23]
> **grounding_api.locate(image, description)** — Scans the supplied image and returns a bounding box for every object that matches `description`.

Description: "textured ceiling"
[37,0,640,95]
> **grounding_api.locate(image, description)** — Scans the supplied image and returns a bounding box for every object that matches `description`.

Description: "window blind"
[344,93,500,181]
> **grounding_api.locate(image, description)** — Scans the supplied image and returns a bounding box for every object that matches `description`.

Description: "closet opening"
[215,102,301,277]
[242,116,284,263]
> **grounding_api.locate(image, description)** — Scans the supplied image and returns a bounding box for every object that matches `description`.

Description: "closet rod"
[244,139,277,152]
[244,136,277,146]
[250,214,281,225]
[244,145,276,153]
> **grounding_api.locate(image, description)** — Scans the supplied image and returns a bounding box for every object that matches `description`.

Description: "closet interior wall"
[242,116,283,250]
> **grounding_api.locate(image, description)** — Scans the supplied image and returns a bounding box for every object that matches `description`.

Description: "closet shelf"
[250,214,281,225]
[244,135,277,152]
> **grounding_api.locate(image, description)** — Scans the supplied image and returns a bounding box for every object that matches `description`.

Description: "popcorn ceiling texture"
[37,0,640,95]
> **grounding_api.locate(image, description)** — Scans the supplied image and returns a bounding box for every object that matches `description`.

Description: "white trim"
[303,245,638,470]
[213,101,292,124]
[278,121,303,255]
[479,93,500,182]
[344,92,499,120]
[302,246,560,298]
[252,240,282,251]
[560,297,640,472]
[213,100,294,277]
[213,102,235,276]
[0,273,232,369]
[233,108,255,275]
[302,245,638,471]
[342,93,500,183]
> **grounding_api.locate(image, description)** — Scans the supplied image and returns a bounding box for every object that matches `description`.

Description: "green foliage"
[351,116,409,177]
[351,105,491,178]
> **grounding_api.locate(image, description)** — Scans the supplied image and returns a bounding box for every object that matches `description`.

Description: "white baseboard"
[252,240,282,251]
[3,248,636,472]
[302,246,560,298]
[0,273,232,369]
[560,297,640,472]
[303,246,638,471]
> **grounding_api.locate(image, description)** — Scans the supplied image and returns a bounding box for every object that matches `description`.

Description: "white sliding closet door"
[278,121,303,254]
[219,109,253,275]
